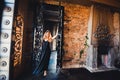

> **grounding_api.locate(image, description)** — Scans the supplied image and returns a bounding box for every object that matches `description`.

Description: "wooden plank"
[90,0,120,8]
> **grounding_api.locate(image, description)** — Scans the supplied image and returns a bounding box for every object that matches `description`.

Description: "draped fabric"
[91,5,114,46]
[33,40,51,76]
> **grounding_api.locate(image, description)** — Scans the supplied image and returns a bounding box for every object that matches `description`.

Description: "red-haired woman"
[33,29,58,77]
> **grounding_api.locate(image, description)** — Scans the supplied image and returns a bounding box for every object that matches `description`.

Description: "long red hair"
[43,30,52,42]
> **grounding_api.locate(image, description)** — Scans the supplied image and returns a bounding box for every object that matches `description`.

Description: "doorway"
[32,3,64,72]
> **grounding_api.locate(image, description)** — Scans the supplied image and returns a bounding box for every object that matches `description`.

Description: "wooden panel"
[46,0,120,8]
[90,0,120,8]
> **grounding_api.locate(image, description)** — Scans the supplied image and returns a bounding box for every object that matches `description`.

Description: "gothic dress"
[33,40,51,76]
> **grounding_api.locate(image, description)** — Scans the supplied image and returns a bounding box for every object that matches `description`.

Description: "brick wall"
[45,1,90,68]
[62,3,90,68]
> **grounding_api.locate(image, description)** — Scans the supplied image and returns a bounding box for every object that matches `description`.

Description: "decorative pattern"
[1,47,8,53]
[93,24,114,47]
[93,24,113,41]
[4,19,10,25]
[13,15,24,67]
[4,6,11,12]
[0,61,7,67]
[33,6,43,68]
[1,33,9,39]
[0,75,6,80]
[0,0,15,80]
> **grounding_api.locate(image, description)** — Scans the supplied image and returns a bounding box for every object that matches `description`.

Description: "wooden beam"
[90,0,120,8]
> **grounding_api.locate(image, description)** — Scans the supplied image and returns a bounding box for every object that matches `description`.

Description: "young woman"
[33,29,58,77]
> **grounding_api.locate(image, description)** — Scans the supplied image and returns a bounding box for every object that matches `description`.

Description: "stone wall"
[45,1,90,68]
[62,3,90,68]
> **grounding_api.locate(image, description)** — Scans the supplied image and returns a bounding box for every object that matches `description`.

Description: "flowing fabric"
[33,40,51,76]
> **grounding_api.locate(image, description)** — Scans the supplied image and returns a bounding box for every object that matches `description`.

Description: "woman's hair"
[43,30,52,42]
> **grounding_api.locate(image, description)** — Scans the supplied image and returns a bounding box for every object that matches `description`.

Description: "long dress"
[33,40,51,76]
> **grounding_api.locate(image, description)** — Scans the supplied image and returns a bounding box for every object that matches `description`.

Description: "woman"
[33,29,58,77]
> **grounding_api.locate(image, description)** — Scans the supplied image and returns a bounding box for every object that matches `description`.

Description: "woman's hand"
[52,27,58,40]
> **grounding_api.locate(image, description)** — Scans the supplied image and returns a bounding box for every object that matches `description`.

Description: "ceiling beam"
[90,0,120,8]
[44,0,120,9]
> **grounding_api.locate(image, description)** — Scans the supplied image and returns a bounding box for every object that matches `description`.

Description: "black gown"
[33,40,51,76]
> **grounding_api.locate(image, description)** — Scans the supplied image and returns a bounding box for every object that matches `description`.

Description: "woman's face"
[46,32,49,35]
[45,31,50,37]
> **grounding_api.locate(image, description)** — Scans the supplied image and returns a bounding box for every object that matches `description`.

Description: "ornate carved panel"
[33,5,44,68]
[12,14,24,67]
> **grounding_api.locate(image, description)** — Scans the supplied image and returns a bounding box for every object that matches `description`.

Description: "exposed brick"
[45,1,90,68]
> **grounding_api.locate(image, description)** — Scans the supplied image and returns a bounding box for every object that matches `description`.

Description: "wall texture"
[45,0,120,68]
[46,1,90,68]
[62,3,90,68]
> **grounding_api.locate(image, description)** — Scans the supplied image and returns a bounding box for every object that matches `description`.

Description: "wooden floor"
[17,68,120,80]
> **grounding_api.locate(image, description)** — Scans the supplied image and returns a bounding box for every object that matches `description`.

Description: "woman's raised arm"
[52,27,58,40]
